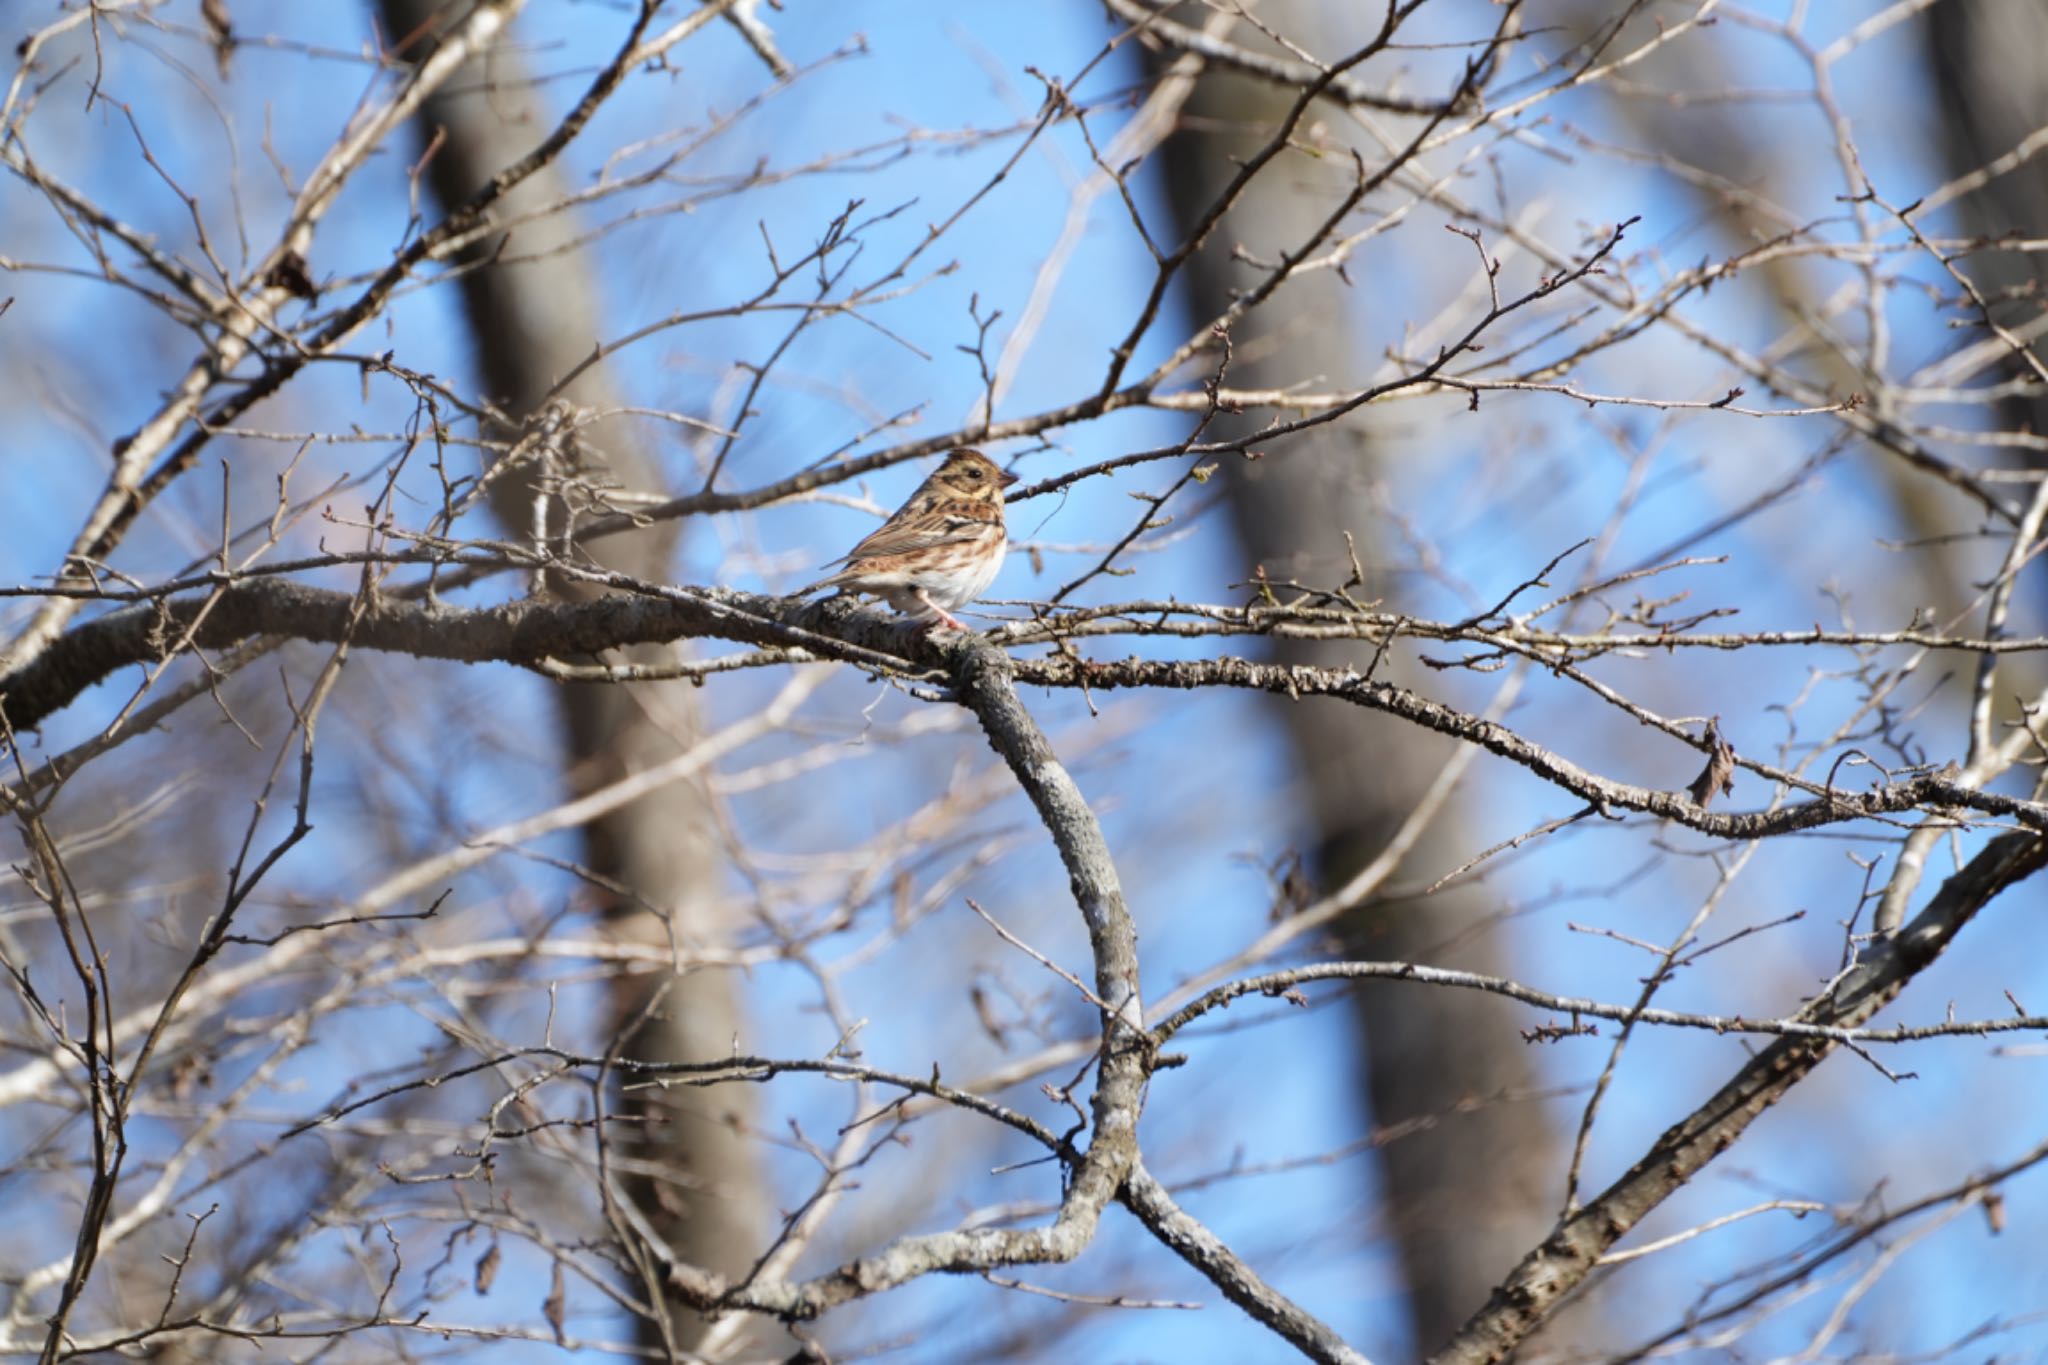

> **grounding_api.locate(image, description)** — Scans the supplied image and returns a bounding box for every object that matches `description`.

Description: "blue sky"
[5,2,2048,1361]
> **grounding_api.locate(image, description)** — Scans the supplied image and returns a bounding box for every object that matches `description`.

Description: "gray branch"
[1428,828,2048,1363]
[624,634,1152,1322]
[6,580,2042,843]
[1122,1158,1373,1365]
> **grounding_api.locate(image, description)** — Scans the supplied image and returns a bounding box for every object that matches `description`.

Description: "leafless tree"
[1148,4,1565,1347]
[369,2,765,1352]
[4,3,2047,1362]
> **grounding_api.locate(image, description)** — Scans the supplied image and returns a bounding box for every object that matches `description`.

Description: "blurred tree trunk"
[1608,5,1986,623]
[374,2,761,1351]
[1148,7,1562,1351]
[1545,0,2045,766]
[1927,2,2048,441]
[1923,0,2048,914]
[1553,2,2035,625]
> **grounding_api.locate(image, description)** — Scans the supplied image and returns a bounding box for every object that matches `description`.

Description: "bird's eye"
[966,467,983,479]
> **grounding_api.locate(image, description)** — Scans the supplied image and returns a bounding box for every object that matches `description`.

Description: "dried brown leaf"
[474,1243,500,1297]
[1686,716,1736,808]
[542,1260,566,1345]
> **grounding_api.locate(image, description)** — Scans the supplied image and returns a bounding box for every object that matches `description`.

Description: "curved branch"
[1003,653,2048,837]
[1153,960,2048,1047]
[625,636,1149,1321]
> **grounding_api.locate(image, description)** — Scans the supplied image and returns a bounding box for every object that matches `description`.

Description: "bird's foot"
[909,588,971,634]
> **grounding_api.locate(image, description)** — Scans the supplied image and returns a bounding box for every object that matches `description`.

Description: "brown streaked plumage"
[798,449,1017,630]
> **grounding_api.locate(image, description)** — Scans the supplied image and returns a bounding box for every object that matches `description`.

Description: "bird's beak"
[998,468,1019,488]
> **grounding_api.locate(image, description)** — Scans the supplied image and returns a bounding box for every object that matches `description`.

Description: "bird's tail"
[793,569,848,598]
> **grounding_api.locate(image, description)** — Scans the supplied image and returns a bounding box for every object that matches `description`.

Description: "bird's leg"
[912,588,969,632]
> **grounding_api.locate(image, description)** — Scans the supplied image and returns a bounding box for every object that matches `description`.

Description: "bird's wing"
[836,499,998,566]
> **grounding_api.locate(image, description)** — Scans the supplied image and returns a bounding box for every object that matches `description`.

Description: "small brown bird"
[799,448,1018,630]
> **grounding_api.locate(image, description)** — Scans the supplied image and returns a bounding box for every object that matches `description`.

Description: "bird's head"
[932,448,1019,502]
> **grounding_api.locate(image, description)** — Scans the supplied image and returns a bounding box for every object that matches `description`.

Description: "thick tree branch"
[1429,829,2048,1363]
[7,581,2043,842]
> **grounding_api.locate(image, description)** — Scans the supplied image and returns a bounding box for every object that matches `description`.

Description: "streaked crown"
[930,448,1018,501]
